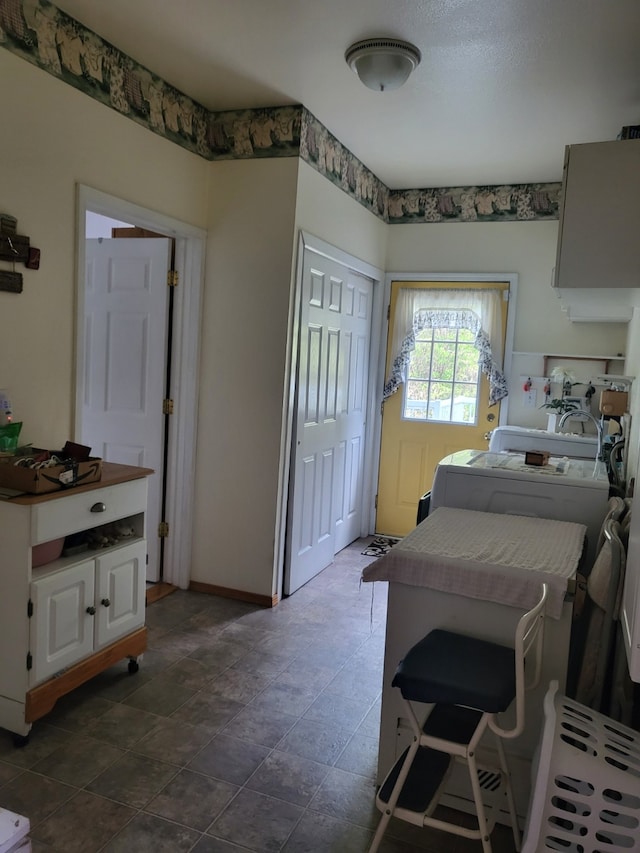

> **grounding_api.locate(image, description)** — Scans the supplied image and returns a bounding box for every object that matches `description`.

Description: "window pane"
[426,381,452,421]
[405,380,429,419]
[408,341,432,378]
[453,382,478,423]
[457,327,474,343]
[406,379,428,401]
[454,344,479,382]
[431,342,456,380]
[402,316,484,424]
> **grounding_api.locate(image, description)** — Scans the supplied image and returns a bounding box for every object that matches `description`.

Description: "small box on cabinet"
[525,449,550,466]
[599,390,628,416]
[0,450,102,494]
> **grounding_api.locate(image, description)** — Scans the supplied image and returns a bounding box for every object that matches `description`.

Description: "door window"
[404,326,479,424]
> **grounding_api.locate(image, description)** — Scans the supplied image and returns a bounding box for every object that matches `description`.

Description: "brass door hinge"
[27,599,33,618]
[158,521,169,538]
[163,399,174,415]
[167,270,179,287]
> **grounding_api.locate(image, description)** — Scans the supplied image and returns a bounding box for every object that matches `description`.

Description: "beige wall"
[0,49,208,447]
[387,221,628,429]
[190,159,389,597]
[190,157,300,596]
[387,220,626,354]
[294,161,388,271]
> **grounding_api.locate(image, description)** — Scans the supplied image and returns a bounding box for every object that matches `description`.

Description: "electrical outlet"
[524,389,537,408]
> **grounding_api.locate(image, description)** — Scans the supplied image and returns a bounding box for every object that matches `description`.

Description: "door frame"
[275,231,386,595]
[74,185,206,590]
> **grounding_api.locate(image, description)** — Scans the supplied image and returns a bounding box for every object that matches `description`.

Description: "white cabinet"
[0,464,151,742]
[552,139,640,322]
[30,541,146,685]
[554,139,640,290]
[30,561,96,685]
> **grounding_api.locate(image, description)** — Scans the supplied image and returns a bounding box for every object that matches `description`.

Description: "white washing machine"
[430,449,610,569]
[489,425,598,459]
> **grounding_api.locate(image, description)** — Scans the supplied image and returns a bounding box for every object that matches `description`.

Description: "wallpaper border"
[0,0,561,224]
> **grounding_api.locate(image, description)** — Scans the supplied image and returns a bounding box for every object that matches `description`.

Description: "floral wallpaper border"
[0,0,561,224]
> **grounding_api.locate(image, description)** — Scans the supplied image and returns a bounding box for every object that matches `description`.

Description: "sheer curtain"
[383,288,508,405]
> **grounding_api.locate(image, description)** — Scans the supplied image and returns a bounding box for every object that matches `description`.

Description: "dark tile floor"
[0,539,517,852]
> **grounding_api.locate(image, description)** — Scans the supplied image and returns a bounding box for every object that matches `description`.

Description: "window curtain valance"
[383,288,508,405]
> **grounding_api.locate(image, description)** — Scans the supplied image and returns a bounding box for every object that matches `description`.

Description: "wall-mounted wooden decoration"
[0,212,40,288]
[0,272,23,293]
[0,214,17,235]
[26,248,41,270]
[0,234,29,263]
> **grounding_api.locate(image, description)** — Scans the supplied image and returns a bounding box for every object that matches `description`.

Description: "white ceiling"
[54,0,640,189]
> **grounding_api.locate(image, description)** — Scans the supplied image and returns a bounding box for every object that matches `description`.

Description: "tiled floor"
[0,539,518,852]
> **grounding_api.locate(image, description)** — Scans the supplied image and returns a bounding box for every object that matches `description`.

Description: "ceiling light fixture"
[345,38,421,92]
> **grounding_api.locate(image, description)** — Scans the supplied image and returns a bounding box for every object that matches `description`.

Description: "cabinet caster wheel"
[128,659,139,674]
[12,733,30,748]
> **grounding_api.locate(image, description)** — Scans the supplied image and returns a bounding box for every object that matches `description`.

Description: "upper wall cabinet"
[554,139,640,289]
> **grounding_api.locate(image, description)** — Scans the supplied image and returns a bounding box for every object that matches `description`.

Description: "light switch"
[524,389,537,408]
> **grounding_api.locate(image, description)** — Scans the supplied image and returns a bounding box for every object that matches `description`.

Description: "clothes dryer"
[430,449,610,570]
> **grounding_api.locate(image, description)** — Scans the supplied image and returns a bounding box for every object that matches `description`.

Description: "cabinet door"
[555,139,640,288]
[95,541,146,648]
[30,562,95,685]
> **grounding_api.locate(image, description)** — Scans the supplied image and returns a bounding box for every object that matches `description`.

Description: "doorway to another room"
[74,186,205,591]
[81,214,171,583]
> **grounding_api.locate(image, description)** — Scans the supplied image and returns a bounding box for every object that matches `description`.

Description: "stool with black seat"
[368,583,548,853]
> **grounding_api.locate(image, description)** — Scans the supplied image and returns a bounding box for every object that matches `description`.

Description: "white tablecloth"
[362,507,586,619]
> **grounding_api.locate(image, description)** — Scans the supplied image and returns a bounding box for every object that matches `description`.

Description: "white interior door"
[81,237,171,582]
[285,251,373,595]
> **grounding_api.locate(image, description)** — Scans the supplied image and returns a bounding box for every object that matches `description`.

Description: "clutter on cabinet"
[525,449,550,466]
[85,519,137,550]
[0,441,102,493]
[0,422,21,453]
[0,211,41,294]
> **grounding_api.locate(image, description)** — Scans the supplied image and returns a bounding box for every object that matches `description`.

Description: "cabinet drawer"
[31,479,147,545]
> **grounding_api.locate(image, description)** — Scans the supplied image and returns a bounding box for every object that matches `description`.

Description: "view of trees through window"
[404,326,480,423]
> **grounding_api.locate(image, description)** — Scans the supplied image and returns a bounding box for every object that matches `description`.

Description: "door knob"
[86,606,96,615]
[101,598,111,607]
[486,413,496,422]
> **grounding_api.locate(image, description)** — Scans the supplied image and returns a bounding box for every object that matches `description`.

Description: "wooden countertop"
[7,462,153,505]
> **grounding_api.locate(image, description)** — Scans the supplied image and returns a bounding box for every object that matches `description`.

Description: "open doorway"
[79,212,172,582]
[75,186,206,592]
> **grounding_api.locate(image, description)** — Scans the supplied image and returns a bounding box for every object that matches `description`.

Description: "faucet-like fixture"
[557,410,604,461]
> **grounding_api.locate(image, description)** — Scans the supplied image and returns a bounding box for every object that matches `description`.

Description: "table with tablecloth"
[363,506,587,821]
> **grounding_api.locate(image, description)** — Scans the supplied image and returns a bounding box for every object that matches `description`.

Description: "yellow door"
[376,280,509,537]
